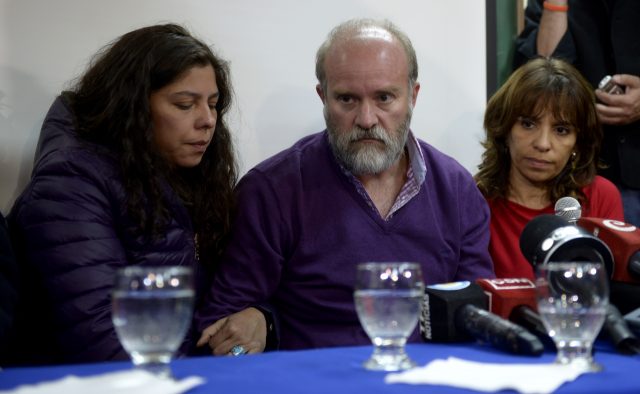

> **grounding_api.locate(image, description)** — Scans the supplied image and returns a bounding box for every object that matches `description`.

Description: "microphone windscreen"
[421,281,487,342]
[422,282,544,355]
[519,214,569,265]
[554,196,582,223]
[476,278,549,339]
[476,278,538,319]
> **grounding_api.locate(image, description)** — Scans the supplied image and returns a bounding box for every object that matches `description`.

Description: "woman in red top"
[475,57,624,280]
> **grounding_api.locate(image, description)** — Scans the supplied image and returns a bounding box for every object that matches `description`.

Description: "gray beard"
[326,109,411,176]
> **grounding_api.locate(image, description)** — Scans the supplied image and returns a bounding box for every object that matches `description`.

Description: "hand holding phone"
[598,75,625,95]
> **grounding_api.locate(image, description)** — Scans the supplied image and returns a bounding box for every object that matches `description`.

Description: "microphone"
[624,307,640,335]
[576,217,640,284]
[519,215,640,354]
[475,278,549,339]
[555,196,582,224]
[519,214,613,271]
[604,304,640,354]
[577,217,640,315]
[420,281,543,356]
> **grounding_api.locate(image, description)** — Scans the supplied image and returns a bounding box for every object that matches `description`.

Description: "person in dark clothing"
[514,0,640,226]
[8,23,237,364]
[0,214,18,365]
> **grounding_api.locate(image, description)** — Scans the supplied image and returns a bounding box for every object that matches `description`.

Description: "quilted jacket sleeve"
[0,214,18,363]
[10,145,130,363]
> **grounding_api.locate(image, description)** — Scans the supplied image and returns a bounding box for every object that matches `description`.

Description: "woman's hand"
[196,307,267,356]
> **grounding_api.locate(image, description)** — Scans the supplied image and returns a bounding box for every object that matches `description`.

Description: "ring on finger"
[230,344,247,356]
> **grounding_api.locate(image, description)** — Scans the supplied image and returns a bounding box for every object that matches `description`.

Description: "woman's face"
[507,110,577,187]
[150,64,219,168]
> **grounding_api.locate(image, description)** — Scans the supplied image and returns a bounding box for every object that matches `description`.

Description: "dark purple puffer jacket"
[8,97,207,364]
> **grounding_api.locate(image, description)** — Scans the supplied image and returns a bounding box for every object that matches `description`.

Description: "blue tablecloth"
[2,342,640,393]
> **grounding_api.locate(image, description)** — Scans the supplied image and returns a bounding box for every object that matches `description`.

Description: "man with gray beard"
[196,18,494,355]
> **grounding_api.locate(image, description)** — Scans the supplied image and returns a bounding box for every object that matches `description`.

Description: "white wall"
[0,0,486,215]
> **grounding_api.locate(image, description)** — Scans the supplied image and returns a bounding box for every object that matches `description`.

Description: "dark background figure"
[0,214,18,365]
[7,23,237,365]
[514,0,640,226]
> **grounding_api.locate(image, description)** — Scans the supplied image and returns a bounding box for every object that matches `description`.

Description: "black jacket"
[0,214,18,365]
[8,97,207,365]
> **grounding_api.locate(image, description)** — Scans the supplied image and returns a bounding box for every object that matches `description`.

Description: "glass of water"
[354,262,424,371]
[535,262,609,371]
[112,266,195,377]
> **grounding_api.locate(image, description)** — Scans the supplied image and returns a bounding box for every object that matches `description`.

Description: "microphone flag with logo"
[420,281,543,356]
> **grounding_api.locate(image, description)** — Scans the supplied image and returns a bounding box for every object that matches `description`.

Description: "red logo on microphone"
[603,219,637,233]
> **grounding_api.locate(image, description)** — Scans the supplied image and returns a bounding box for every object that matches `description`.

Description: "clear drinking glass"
[354,262,424,371]
[112,266,195,377]
[535,262,609,371]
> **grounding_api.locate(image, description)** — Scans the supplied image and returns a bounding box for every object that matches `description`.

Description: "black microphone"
[553,195,640,313]
[577,217,640,314]
[551,196,640,285]
[624,307,640,335]
[520,214,640,354]
[519,214,613,271]
[420,281,543,356]
[552,196,640,314]
[604,304,640,355]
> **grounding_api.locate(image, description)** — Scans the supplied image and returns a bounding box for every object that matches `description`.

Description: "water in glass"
[112,266,194,377]
[536,262,608,371]
[355,262,424,371]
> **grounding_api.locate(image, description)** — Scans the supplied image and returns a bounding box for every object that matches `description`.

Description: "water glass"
[112,266,195,377]
[354,262,424,371]
[535,262,609,371]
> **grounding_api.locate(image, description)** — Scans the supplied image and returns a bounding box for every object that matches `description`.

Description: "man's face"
[317,36,419,176]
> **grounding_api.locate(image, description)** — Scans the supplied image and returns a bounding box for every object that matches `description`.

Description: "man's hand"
[596,74,640,126]
[196,307,267,356]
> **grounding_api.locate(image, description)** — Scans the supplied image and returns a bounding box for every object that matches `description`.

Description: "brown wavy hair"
[475,57,602,205]
[63,23,237,264]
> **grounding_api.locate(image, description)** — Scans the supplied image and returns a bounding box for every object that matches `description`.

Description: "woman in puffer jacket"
[7,23,237,364]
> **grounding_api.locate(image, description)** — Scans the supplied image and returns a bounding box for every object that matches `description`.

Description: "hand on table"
[196,307,267,356]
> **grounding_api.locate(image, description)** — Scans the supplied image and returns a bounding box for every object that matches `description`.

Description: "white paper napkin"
[0,369,205,394]
[385,357,591,394]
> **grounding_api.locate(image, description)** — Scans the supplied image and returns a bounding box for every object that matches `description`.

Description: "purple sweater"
[196,132,494,349]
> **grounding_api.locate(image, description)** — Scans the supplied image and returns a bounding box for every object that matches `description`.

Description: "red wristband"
[543,1,569,12]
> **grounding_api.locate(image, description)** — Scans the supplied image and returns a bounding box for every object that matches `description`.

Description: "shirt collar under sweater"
[334,130,427,220]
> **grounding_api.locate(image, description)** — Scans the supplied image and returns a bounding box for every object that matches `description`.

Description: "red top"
[487,176,624,279]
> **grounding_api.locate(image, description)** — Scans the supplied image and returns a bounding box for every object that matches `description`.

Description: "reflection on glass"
[354,262,424,371]
[112,266,194,378]
[535,262,608,371]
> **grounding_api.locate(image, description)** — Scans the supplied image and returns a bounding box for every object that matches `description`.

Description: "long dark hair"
[476,57,602,204]
[63,23,237,263]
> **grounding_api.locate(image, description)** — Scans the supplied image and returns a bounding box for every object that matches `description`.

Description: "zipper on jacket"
[194,233,200,262]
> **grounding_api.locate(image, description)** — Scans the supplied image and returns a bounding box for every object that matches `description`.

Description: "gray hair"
[315,18,418,94]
